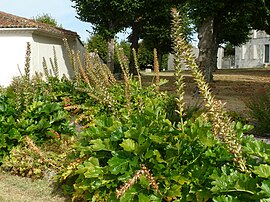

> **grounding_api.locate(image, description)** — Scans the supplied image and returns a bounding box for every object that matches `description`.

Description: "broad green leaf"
[79,158,103,178]
[149,195,162,202]
[108,155,129,175]
[149,135,164,144]
[235,122,243,130]
[138,193,150,202]
[167,184,182,198]
[261,198,270,202]
[120,139,137,152]
[196,190,211,202]
[120,187,136,202]
[111,127,124,141]
[259,180,270,197]
[253,164,270,178]
[213,195,241,202]
[90,139,111,151]
[153,150,166,163]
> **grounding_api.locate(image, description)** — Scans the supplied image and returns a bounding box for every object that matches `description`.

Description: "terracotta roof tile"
[0,11,78,37]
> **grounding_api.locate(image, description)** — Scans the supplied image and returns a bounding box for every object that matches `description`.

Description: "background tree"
[32,13,62,28]
[123,0,184,73]
[137,41,154,70]
[71,0,188,73]
[71,0,129,73]
[186,0,270,82]
[87,33,107,62]
[140,4,194,70]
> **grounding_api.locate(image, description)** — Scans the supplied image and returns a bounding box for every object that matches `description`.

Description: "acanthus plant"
[55,8,270,202]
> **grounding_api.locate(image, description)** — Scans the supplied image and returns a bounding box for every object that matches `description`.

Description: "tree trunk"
[197,17,217,83]
[107,37,115,73]
[129,20,140,74]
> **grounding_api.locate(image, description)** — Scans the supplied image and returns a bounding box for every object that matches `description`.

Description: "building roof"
[0,11,79,37]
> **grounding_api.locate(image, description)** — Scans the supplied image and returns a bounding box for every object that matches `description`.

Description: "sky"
[1,0,129,42]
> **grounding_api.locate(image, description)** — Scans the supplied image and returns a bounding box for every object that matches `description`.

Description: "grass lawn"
[0,172,68,202]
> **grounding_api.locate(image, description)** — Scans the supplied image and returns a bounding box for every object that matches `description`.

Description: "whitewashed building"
[0,11,85,87]
[168,46,224,70]
[235,30,270,68]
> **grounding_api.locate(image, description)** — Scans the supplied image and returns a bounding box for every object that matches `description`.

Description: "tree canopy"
[71,0,186,72]
[32,13,62,28]
[185,0,270,82]
[71,0,270,78]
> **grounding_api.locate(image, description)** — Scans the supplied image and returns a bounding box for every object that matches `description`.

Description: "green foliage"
[32,13,62,28]
[1,136,75,179]
[0,75,79,163]
[54,76,269,201]
[51,8,270,201]
[137,41,154,69]
[246,88,270,135]
[0,98,75,162]
[1,6,270,202]
[87,33,107,62]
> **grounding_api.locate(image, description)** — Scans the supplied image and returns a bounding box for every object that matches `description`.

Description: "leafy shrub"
[0,96,75,162]
[53,9,270,201]
[17,101,75,143]
[1,135,75,179]
[0,95,20,162]
[246,87,270,135]
[227,111,248,124]
[56,80,270,201]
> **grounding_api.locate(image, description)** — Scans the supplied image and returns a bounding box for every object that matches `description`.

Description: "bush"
[1,135,75,179]
[53,9,270,201]
[246,87,270,135]
[55,78,270,201]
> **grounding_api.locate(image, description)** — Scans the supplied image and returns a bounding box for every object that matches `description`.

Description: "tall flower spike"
[132,48,142,88]
[153,48,160,92]
[171,8,186,132]
[116,46,131,113]
[171,8,248,172]
[116,164,160,199]
[23,42,31,107]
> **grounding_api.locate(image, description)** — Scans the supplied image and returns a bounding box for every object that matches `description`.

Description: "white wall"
[235,30,270,68]
[0,31,33,87]
[0,30,86,87]
[168,46,223,70]
[32,34,74,79]
[32,34,86,80]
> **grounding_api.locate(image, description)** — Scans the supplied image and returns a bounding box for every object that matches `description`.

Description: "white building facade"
[235,30,270,68]
[168,46,224,70]
[0,11,85,87]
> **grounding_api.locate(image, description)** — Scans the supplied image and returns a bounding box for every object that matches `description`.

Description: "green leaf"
[253,164,270,178]
[120,139,137,152]
[260,198,270,202]
[259,180,270,197]
[213,195,241,202]
[138,193,150,202]
[90,139,111,151]
[108,155,129,175]
[149,135,164,144]
[77,157,103,178]
[120,187,136,202]
[153,150,166,163]
[149,195,162,202]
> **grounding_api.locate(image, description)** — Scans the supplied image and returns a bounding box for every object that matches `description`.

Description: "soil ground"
[141,68,270,119]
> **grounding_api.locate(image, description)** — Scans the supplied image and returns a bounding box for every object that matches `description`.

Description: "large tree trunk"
[107,37,115,73]
[129,20,140,74]
[197,17,217,83]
